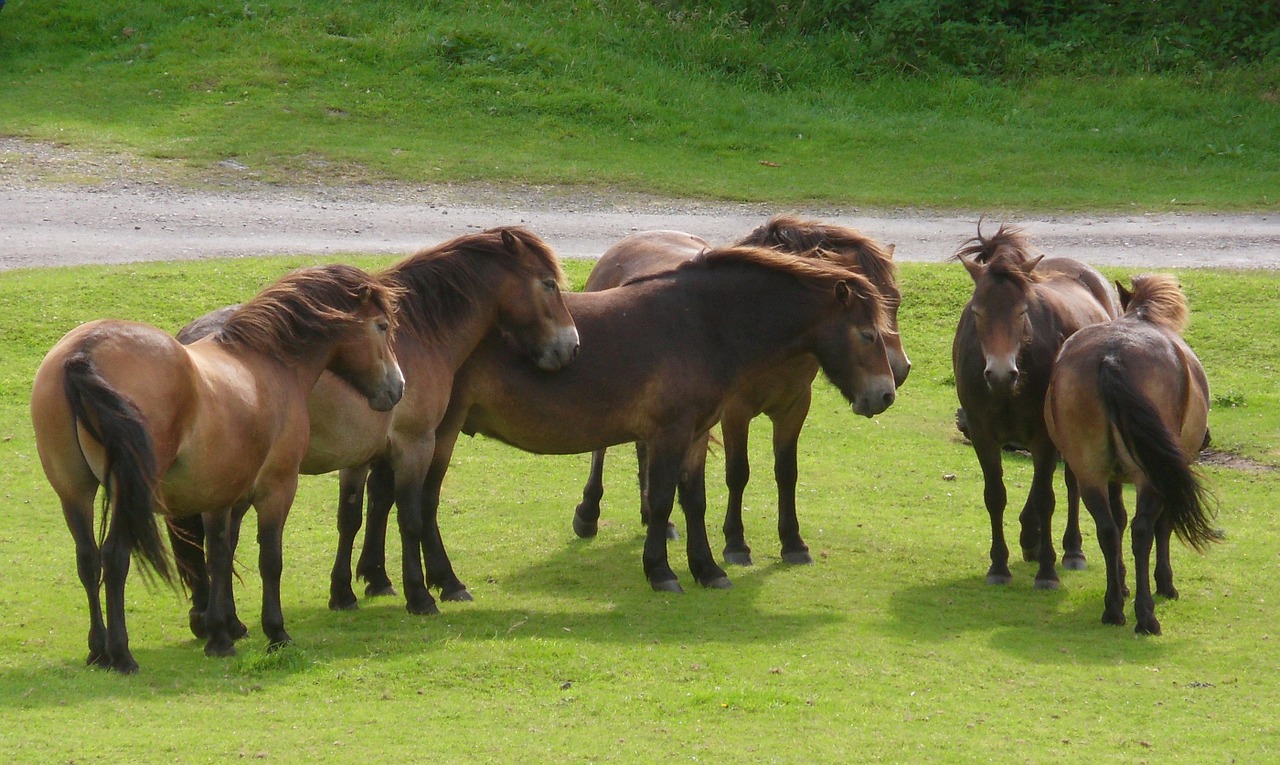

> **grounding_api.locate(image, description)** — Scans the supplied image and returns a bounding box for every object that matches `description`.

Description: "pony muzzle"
[367,364,405,411]
[535,326,581,371]
[852,376,897,417]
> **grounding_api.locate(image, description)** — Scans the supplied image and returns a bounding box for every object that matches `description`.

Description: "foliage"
[0,256,1277,762]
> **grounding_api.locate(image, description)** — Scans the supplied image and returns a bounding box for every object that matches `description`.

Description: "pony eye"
[860,329,876,343]
[542,278,559,291]
[376,321,390,334]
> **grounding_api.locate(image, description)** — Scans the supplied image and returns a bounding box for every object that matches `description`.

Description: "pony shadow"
[878,567,1177,666]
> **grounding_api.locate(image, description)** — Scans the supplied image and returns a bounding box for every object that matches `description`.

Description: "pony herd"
[29,216,1218,673]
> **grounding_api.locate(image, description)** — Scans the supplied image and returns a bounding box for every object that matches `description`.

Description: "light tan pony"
[31,264,404,672]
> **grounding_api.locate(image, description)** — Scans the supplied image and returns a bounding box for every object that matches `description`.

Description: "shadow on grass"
[878,563,1180,665]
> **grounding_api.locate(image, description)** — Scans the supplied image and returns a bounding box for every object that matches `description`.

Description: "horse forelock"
[688,244,889,332]
[738,214,900,299]
[220,264,398,356]
[1124,274,1189,333]
[382,226,563,341]
[954,222,1036,266]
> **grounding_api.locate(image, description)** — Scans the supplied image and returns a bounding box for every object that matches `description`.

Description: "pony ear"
[500,227,521,253]
[835,280,852,305]
[1116,280,1134,310]
[357,283,375,305]
[885,243,896,257]
[1021,254,1045,273]
[959,255,983,282]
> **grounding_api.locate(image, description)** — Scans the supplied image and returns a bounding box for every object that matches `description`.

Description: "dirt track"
[2,137,1278,270]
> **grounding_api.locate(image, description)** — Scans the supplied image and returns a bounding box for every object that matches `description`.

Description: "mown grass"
[1,1,1277,210]
[0,256,1276,762]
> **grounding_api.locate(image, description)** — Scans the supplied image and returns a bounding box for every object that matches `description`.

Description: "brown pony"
[387,243,896,603]
[572,215,909,566]
[1046,274,1219,634]
[30,265,404,672]
[173,227,579,619]
[952,224,1119,589]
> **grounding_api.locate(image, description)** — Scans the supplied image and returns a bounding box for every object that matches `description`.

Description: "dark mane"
[218,264,399,357]
[976,250,1046,287]
[1123,273,1189,333]
[736,214,899,300]
[954,222,1037,265]
[686,244,889,331]
[380,226,564,343]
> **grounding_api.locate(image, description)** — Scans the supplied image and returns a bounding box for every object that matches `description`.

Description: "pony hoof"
[665,523,680,541]
[1102,612,1126,627]
[364,583,397,598]
[231,620,250,641]
[650,579,684,594]
[781,550,814,565]
[111,656,140,674]
[267,636,293,653]
[1062,554,1088,571]
[1033,578,1061,591]
[1136,620,1162,636]
[702,576,733,590]
[1020,547,1039,563]
[985,572,1013,585]
[328,596,359,612]
[87,650,111,669]
[406,600,441,616]
[442,587,473,603]
[723,551,754,566]
[1157,586,1180,600]
[572,511,599,539]
[205,641,237,658]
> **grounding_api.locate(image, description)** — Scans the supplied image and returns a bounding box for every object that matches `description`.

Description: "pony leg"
[972,435,1011,584]
[643,446,683,592]
[62,497,109,668]
[420,457,471,603]
[635,441,674,539]
[1080,486,1126,627]
[720,410,754,566]
[1109,482,1130,597]
[678,435,729,589]
[100,518,138,674]
[1154,513,1178,599]
[201,510,238,657]
[1026,442,1061,590]
[167,515,211,640]
[772,393,812,565]
[330,463,370,611]
[572,448,607,538]
[1060,463,1087,570]
[253,489,295,651]
[1131,486,1162,635]
[356,460,397,597]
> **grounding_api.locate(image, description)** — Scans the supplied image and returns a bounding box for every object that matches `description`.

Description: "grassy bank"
[0,256,1276,762]
[0,1,1277,210]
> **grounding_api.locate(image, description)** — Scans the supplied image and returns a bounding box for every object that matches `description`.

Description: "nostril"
[883,390,895,407]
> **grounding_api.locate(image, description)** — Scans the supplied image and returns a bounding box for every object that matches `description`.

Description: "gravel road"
[3,137,1278,270]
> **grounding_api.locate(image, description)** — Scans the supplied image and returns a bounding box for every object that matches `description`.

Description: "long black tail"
[1097,356,1220,552]
[63,350,174,585]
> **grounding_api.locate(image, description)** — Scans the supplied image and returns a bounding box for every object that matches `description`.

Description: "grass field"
[0,256,1276,763]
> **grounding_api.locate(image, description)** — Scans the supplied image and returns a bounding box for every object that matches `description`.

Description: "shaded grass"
[0,257,1277,761]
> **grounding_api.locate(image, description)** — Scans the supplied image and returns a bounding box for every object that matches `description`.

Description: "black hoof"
[665,523,679,541]
[781,550,814,565]
[1102,611,1126,627]
[986,572,1013,585]
[1157,586,1180,600]
[328,596,359,612]
[1135,620,1162,636]
[572,510,599,539]
[111,656,140,674]
[230,619,250,641]
[87,650,111,669]
[1062,553,1088,571]
[1033,578,1061,591]
[364,583,397,598]
[701,576,733,590]
[1020,547,1039,563]
[723,550,753,566]
[205,640,237,658]
[650,579,684,594]
[266,635,293,653]
[406,599,441,616]
[441,587,473,603]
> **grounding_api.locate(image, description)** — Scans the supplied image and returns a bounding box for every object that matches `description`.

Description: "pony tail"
[63,351,174,586]
[1096,356,1221,552]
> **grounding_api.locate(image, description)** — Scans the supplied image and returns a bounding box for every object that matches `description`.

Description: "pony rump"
[1096,355,1220,552]
[1120,274,1189,334]
[62,348,173,586]
[219,264,401,357]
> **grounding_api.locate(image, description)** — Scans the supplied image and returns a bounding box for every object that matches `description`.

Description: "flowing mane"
[684,244,889,332]
[218,264,400,357]
[954,222,1038,265]
[736,214,899,301]
[380,226,565,343]
[1121,273,1190,333]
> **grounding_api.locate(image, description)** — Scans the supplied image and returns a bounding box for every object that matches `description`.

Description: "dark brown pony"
[952,224,1119,589]
[30,265,404,672]
[1046,274,1219,634]
[388,243,896,603]
[173,227,579,619]
[572,215,909,566]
